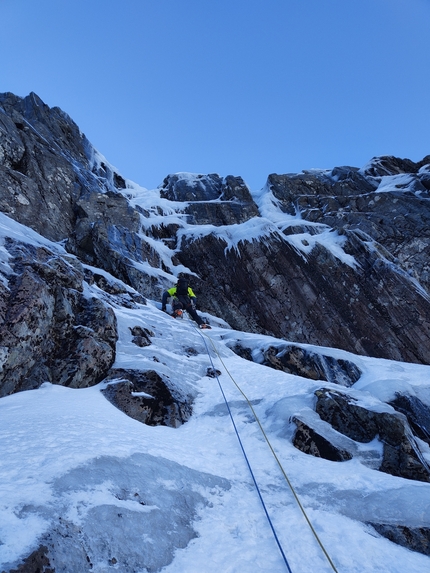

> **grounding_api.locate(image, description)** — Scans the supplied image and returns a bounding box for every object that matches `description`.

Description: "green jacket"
[166,286,196,298]
[162,286,196,308]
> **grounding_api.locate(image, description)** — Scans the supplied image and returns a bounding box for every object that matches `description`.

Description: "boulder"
[101,369,193,427]
[314,388,430,482]
[369,523,430,556]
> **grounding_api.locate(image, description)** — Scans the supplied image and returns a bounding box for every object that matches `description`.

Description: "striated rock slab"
[177,226,430,364]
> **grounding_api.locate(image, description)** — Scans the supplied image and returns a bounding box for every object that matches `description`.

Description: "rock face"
[175,225,430,364]
[1,92,430,364]
[160,172,259,225]
[0,240,117,397]
[268,160,430,293]
[0,92,156,298]
[0,92,83,242]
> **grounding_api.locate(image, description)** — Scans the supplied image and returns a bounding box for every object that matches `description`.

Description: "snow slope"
[1,285,430,570]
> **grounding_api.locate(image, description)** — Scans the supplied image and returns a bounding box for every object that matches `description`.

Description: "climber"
[161,276,211,329]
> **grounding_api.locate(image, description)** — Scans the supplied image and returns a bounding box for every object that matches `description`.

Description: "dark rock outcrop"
[389,393,430,446]
[0,92,83,243]
[159,173,259,225]
[292,417,353,461]
[0,240,117,396]
[101,369,193,427]
[369,523,430,556]
[312,388,430,482]
[0,92,161,301]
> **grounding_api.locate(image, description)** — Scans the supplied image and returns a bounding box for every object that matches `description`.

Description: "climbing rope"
[195,325,293,573]
[195,325,339,573]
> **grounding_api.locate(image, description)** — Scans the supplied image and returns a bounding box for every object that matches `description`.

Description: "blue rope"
[197,329,293,573]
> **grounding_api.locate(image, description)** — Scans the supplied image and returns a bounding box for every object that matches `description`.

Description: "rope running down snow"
[197,325,339,573]
[195,325,293,573]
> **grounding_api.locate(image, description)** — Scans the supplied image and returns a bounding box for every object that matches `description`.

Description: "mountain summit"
[1,92,430,572]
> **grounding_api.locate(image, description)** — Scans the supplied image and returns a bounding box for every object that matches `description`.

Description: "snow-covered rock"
[1,92,430,572]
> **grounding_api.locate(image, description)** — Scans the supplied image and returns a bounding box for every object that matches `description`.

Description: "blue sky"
[1,0,430,191]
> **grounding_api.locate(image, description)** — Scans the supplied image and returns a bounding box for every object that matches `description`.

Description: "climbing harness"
[195,324,339,573]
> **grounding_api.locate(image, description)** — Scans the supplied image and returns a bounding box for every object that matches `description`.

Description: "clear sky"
[1,0,430,191]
